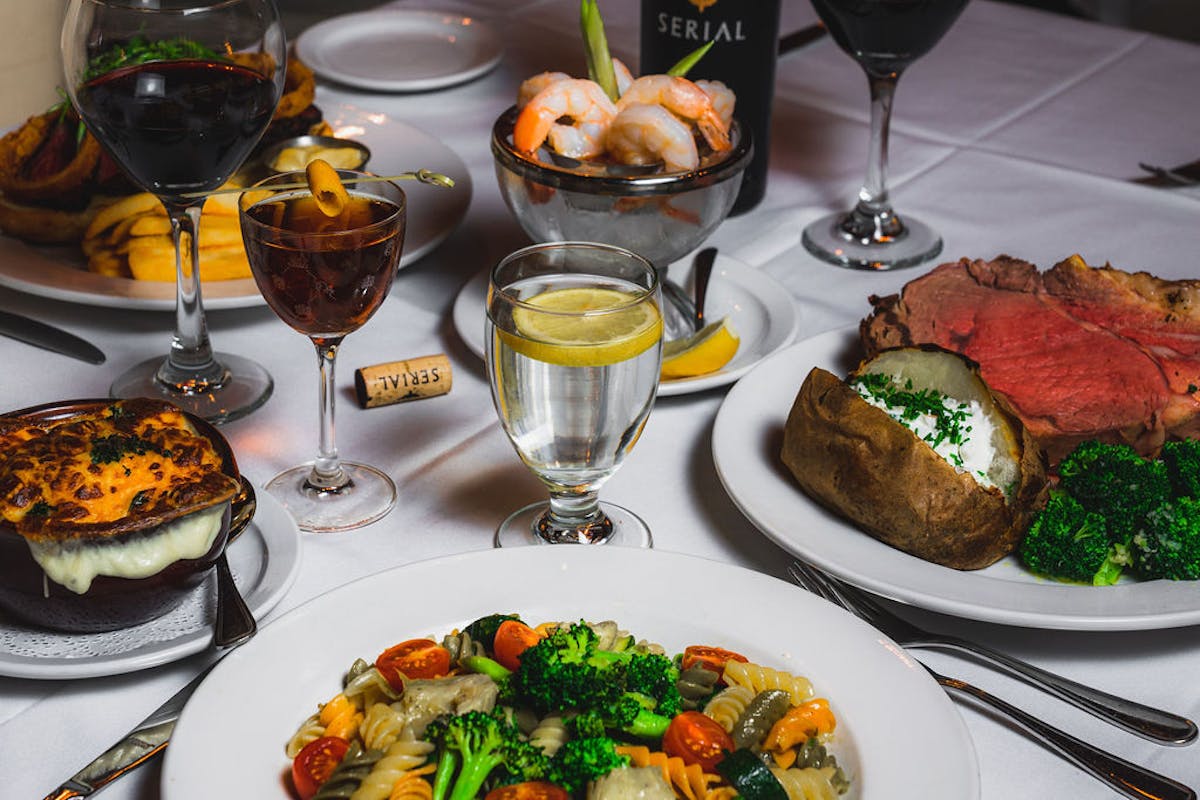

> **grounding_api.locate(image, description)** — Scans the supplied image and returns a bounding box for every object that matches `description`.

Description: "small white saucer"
[452,252,800,397]
[297,9,503,92]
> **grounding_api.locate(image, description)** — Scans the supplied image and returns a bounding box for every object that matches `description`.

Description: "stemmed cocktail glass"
[239,170,406,532]
[801,0,969,271]
[486,242,663,548]
[62,0,286,422]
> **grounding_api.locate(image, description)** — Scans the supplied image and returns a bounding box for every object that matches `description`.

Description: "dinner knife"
[42,663,215,800]
[0,309,105,364]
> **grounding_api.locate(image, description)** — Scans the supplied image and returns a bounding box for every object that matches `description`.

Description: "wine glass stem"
[309,339,349,491]
[537,491,613,544]
[843,73,904,242]
[159,201,227,390]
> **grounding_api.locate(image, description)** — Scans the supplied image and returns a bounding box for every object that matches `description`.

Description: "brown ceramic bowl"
[0,399,249,633]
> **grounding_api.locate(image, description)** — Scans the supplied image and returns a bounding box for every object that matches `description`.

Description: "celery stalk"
[580,0,618,101]
[666,41,714,77]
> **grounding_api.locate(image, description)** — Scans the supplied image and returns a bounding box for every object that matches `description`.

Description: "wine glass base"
[110,352,273,424]
[802,210,943,271]
[494,501,653,548]
[264,461,397,533]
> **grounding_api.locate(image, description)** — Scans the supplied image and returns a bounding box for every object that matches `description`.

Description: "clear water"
[487,276,661,494]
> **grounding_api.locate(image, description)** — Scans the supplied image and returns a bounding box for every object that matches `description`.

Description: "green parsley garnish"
[852,372,973,452]
[84,36,222,81]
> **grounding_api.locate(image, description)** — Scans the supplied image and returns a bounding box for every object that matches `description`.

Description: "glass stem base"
[801,209,942,271]
[264,461,396,533]
[110,351,273,424]
[495,500,652,547]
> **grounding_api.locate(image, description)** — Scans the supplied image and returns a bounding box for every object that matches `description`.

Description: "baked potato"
[781,347,1046,570]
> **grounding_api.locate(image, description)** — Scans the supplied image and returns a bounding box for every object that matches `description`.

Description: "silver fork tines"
[788,562,1197,800]
[786,561,1197,745]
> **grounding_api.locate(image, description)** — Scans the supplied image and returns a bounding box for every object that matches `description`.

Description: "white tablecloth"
[2,0,1199,797]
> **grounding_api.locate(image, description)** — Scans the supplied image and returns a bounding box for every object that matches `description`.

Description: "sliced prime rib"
[861,255,1200,465]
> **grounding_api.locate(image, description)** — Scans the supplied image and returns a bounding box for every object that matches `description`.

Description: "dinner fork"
[787,560,1197,745]
[788,562,1197,800]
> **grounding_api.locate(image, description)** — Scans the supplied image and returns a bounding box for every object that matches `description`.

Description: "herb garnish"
[84,35,222,81]
[852,372,973,451]
[90,434,168,476]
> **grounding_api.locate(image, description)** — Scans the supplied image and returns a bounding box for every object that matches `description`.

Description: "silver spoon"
[692,247,718,330]
[213,481,257,648]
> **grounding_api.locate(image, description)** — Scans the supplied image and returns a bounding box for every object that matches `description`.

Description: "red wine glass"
[62,0,287,422]
[802,0,969,270]
[239,171,406,532]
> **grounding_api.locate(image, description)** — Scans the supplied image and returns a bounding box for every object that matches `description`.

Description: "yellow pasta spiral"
[769,765,840,800]
[617,745,719,800]
[722,661,814,707]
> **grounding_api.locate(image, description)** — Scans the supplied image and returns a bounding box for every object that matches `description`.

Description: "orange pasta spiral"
[617,745,720,800]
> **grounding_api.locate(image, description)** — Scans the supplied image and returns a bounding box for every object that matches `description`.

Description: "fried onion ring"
[0,111,102,204]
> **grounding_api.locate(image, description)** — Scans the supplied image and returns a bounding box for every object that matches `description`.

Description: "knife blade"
[778,21,828,56]
[0,309,105,364]
[42,663,216,800]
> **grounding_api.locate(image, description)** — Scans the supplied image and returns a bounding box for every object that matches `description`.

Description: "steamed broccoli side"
[1160,439,1200,500]
[508,622,680,739]
[1134,498,1200,580]
[1057,441,1170,540]
[1019,490,1131,585]
[424,709,548,800]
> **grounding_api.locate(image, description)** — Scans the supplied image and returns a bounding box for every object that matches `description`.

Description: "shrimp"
[695,79,736,130]
[518,71,571,108]
[616,75,731,152]
[605,103,699,173]
[513,78,618,157]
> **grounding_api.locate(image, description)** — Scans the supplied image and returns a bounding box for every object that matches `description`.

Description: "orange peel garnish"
[305,158,349,217]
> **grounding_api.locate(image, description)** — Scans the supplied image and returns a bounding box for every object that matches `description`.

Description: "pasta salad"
[284,615,851,800]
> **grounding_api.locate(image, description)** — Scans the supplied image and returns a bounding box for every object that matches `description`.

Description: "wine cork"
[354,353,452,409]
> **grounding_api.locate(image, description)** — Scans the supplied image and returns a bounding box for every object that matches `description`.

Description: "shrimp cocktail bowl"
[491,107,751,270]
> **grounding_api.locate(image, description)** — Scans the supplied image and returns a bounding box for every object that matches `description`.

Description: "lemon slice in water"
[507,287,662,367]
[660,317,739,379]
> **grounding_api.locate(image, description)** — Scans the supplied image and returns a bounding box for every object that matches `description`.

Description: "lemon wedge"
[506,287,662,367]
[660,316,739,379]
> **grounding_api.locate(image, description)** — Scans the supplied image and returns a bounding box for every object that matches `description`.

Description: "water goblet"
[62,0,287,422]
[801,0,970,271]
[487,242,663,547]
[239,170,406,531]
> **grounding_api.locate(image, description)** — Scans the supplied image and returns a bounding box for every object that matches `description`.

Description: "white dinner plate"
[451,253,800,396]
[713,325,1200,631]
[0,104,472,311]
[0,490,300,679]
[163,546,978,800]
[297,9,503,92]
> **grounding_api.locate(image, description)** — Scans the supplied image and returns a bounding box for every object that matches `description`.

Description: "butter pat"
[26,505,225,594]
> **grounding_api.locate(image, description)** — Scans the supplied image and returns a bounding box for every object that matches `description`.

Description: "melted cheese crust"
[0,399,239,541]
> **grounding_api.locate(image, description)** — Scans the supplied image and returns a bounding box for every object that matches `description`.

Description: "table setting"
[1,0,1198,798]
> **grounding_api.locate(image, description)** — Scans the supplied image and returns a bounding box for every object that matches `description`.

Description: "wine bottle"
[639,0,782,215]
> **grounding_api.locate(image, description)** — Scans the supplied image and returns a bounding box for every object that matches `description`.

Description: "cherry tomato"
[681,645,749,676]
[662,710,734,772]
[375,638,452,688]
[291,736,349,800]
[484,781,570,800]
[493,619,543,671]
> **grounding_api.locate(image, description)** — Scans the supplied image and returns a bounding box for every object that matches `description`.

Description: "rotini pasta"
[722,660,814,706]
[617,745,719,800]
[284,616,850,800]
[769,765,841,800]
[702,684,755,733]
[349,730,435,800]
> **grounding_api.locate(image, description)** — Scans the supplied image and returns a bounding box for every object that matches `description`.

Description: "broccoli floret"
[1020,490,1131,585]
[1160,440,1200,499]
[1058,441,1170,539]
[1133,498,1200,580]
[424,709,548,800]
[508,623,676,739]
[547,737,630,794]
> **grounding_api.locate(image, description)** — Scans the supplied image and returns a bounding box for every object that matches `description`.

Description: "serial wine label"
[354,353,452,409]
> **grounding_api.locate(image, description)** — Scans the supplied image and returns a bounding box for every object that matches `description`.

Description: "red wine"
[640,0,782,215]
[77,59,277,199]
[242,194,404,342]
[811,0,969,77]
